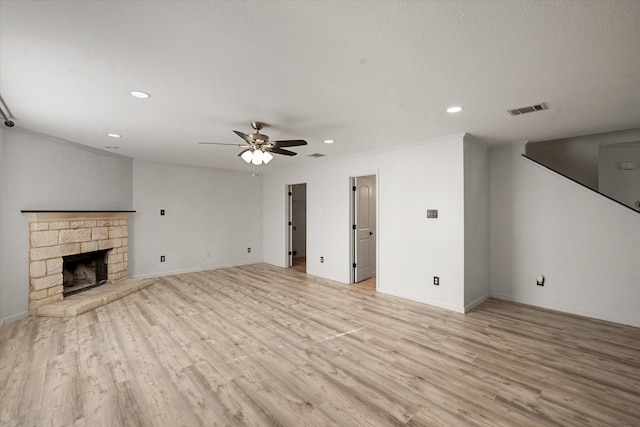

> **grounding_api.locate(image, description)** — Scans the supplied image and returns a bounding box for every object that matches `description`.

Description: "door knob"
[369,231,373,235]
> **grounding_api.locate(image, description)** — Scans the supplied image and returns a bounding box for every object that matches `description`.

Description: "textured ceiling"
[1,0,639,171]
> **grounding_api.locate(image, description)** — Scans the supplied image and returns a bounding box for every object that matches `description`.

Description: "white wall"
[0,128,133,323]
[0,129,5,324]
[463,135,490,309]
[490,142,640,327]
[526,127,640,191]
[129,160,262,278]
[263,134,467,312]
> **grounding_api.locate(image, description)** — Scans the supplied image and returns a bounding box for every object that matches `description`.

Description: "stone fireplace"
[25,211,132,313]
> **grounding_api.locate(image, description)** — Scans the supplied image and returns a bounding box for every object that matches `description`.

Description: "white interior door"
[354,175,376,282]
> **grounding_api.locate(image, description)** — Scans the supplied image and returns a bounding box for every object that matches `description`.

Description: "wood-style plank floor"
[1,263,639,426]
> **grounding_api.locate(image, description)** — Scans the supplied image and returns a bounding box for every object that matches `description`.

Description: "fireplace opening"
[62,250,108,296]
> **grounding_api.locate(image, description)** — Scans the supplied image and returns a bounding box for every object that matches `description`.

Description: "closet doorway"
[287,183,307,272]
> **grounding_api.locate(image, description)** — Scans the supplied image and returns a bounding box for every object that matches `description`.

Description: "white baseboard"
[464,292,490,312]
[1,311,28,325]
[377,288,466,313]
[129,261,259,280]
[490,292,640,328]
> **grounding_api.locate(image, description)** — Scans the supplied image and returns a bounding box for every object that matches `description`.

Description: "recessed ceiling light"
[324,139,334,144]
[107,133,121,138]
[447,106,463,113]
[129,90,150,99]
[104,145,119,149]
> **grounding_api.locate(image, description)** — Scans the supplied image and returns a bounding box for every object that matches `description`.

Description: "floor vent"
[308,153,326,158]
[508,102,548,116]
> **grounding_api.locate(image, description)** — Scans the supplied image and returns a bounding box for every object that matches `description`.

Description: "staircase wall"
[490,142,640,327]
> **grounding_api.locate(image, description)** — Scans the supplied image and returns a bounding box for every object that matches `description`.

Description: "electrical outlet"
[247,247,251,253]
[320,256,324,263]
[160,209,165,216]
[160,255,165,262]
[433,276,439,286]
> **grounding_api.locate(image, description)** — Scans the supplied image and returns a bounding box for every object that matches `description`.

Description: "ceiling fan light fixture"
[252,149,264,165]
[201,121,308,165]
[241,150,253,163]
[324,139,334,144]
[262,151,274,164]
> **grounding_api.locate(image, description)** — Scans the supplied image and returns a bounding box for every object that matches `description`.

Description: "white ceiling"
[1,0,639,171]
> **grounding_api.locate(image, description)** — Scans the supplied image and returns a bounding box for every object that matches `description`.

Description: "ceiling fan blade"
[274,139,307,148]
[270,147,298,156]
[237,148,251,157]
[198,142,245,146]
[234,130,255,144]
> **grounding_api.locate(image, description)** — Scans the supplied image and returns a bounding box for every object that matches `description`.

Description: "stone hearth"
[25,212,131,314]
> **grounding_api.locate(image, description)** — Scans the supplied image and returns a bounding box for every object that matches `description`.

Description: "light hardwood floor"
[1,263,639,426]
[291,256,306,273]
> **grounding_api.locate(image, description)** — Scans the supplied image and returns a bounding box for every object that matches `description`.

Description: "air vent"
[308,153,326,158]
[508,102,548,116]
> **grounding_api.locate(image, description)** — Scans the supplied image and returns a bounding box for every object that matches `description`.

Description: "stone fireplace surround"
[23,211,133,314]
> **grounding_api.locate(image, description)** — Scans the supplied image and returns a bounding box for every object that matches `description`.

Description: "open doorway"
[350,175,377,288]
[287,183,307,272]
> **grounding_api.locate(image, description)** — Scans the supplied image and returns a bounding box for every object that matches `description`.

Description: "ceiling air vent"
[308,153,326,158]
[507,102,548,116]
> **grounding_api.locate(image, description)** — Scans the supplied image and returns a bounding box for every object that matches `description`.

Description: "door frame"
[349,173,378,285]
[286,182,307,268]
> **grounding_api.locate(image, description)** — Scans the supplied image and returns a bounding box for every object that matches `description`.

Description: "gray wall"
[463,134,490,309]
[129,159,263,278]
[0,128,133,323]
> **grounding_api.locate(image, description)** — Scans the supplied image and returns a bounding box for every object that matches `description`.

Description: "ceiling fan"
[199,121,307,165]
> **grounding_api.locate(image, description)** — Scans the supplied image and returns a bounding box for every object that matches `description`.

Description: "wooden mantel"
[21,210,135,221]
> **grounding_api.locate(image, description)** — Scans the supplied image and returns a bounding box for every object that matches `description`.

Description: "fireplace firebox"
[62,250,108,296]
